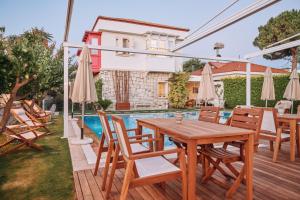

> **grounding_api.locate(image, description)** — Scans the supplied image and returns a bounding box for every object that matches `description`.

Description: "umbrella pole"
[71,102,74,118]
[291,100,294,114]
[81,102,85,139]
[265,100,268,108]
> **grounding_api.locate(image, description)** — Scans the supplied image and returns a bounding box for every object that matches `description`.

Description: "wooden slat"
[73,172,84,200]
[77,170,94,200]
[84,170,103,199]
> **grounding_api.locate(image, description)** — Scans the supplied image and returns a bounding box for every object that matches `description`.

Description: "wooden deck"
[73,144,300,200]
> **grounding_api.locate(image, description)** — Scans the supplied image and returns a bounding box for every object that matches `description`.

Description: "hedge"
[223,74,300,112]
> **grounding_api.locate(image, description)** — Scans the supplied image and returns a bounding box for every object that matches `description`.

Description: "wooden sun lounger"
[0,124,46,156]
[23,100,52,123]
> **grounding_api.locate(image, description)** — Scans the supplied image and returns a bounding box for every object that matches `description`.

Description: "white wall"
[97,19,186,72]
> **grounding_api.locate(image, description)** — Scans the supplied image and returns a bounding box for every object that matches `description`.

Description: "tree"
[168,72,190,109]
[0,28,54,132]
[253,9,300,70]
[182,58,205,72]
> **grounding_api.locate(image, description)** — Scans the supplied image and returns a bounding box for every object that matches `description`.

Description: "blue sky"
[1,0,299,68]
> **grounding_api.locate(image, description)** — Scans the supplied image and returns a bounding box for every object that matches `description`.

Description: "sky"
[1,0,300,68]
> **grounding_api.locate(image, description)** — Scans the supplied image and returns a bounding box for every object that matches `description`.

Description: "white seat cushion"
[10,131,44,139]
[131,143,149,153]
[281,133,290,139]
[135,156,180,178]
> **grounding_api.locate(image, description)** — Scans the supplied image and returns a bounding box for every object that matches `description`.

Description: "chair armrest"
[129,148,182,160]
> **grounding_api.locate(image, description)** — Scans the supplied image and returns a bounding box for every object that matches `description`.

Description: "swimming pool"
[84,111,231,146]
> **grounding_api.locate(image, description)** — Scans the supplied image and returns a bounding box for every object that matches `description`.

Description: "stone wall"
[97,70,171,110]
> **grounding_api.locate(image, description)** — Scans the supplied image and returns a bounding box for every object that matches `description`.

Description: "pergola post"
[63,45,69,138]
[246,61,251,106]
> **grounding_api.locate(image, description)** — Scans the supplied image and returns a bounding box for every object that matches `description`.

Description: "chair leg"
[179,150,187,200]
[94,134,105,176]
[105,146,119,199]
[273,138,281,162]
[269,141,274,151]
[101,143,113,191]
[120,160,134,200]
[226,166,245,198]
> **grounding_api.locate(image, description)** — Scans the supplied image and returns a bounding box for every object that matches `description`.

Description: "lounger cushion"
[135,156,180,178]
[131,143,148,153]
[10,131,44,139]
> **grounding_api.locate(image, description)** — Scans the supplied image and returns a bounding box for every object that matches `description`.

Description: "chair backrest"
[199,106,220,123]
[97,110,113,142]
[49,104,56,114]
[275,100,292,113]
[261,108,278,133]
[230,107,263,131]
[111,115,132,158]
[11,108,35,126]
[24,100,42,114]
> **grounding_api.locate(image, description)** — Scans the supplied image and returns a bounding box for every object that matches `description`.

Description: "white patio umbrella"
[261,67,275,107]
[71,45,98,139]
[283,69,300,113]
[196,64,217,106]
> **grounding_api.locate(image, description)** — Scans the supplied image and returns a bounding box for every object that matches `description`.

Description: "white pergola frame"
[62,0,283,137]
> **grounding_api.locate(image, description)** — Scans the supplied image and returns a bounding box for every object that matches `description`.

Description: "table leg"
[245,134,254,200]
[156,128,164,151]
[187,140,197,200]
[137,122,142,136]
[290,120,296,161]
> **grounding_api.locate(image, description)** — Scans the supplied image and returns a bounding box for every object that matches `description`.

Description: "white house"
[81,16,189,110]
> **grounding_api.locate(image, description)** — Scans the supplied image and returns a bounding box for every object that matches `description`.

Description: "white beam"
[64,0,74,42]
[63,42,249,63]
[246,62,251,106]
[244,39,300,59]
[172,0,281,51]
[63,46,69,138]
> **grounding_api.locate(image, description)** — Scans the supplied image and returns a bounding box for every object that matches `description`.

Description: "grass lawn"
[0,116,74,200]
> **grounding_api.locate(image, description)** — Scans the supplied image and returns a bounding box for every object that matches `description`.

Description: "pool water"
[84,111,231,146]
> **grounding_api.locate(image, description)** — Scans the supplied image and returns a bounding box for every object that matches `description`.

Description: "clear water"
[84,111,231,146]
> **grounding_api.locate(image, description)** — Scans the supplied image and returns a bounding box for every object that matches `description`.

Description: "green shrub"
[168,72,190,109]
[95,79,103,100]
[98,99,112,111]
[223,74,300,111]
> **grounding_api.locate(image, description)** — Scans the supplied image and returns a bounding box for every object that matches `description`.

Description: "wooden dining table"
[277,114,300,161]
[137,118,255,200]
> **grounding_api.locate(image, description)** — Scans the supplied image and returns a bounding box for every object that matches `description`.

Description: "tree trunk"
[0,88,17,133]
[291,47,298,71]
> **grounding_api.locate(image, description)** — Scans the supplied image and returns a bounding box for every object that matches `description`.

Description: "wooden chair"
[10,107,50,134]
[198,106,220,123]
[93,111,154,198]
[171,106,220,164]
[259,108,290,162]
[23,100,52,123]
[108,115,187,200]
[200,107,263,198]
[0,124,46,155]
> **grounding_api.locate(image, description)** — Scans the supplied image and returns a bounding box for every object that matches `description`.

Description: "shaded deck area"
[73,144,300,200]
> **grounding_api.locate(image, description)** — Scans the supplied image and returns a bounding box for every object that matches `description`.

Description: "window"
[90,38,98,55]
[158,82,168,98]
[116,37,132,55]
[192,87,198,94]
[123,38,130,48]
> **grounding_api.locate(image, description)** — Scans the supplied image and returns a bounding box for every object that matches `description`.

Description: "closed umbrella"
[283,69,300,113]
[261,67,275,107]
[71,45,98,139]
[196,64,217,105]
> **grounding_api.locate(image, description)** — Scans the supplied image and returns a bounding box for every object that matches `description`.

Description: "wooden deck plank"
[84,170,103,200]
[73,171,84,200]
[74,143,300,200]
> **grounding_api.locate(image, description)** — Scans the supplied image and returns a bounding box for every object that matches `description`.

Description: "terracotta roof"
[92,16,190,32]
[208,62,225,68]
[191,62,288,76]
